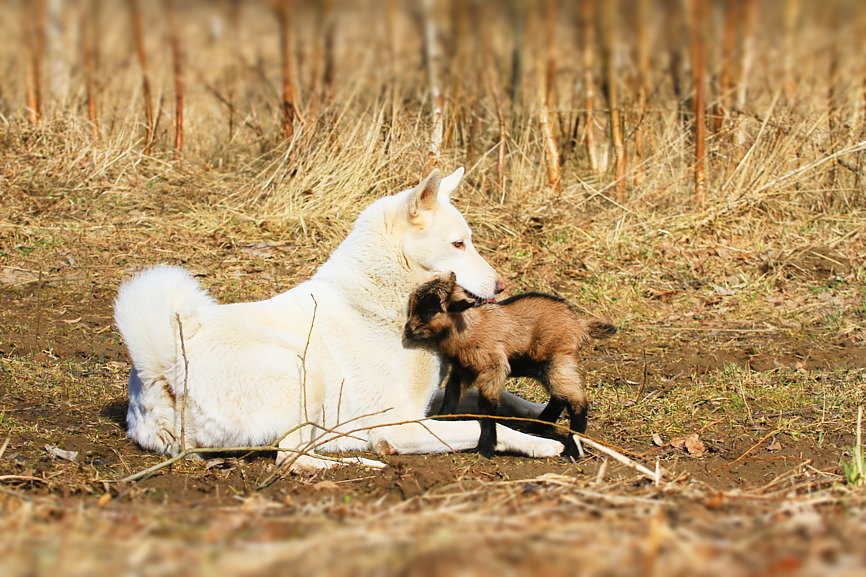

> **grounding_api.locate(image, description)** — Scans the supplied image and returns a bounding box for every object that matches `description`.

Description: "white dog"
[115,168,564,472]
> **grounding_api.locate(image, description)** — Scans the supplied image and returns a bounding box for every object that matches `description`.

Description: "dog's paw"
[523,436,565,458]
[343,456,387,469]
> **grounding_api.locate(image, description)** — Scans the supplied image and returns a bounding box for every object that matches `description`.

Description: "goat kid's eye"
[451,240,465,250]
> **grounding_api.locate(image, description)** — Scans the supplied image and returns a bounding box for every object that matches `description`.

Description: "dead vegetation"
[0,0,865,575]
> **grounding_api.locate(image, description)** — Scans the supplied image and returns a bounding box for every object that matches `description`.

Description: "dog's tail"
[114,265,215,384]
[586,320,617,340]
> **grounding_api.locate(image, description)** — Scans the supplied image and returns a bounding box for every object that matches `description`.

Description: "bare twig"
[128,0,154,153]
[80,0,100,139]
[538,0,561,194]
[710,421,795,473]
[688,0,708,208]
[165,0,184,156]
[175,313,189,452]
[576,435,668,483]
[23,0,46,124]
[422,0,444,168]
[598,0,627,203]
[273,0,297,141]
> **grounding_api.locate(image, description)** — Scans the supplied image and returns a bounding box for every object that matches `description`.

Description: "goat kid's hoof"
[476,445,496,459]
[561,447,584,462]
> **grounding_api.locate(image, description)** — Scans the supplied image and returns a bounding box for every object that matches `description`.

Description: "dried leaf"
[651,433,664,446]
[313,480,339,491]
[98,493,113,507]
[44,445,78,462]
[671,434,706,456]
[684,434,707,456]
[767,440,783,451]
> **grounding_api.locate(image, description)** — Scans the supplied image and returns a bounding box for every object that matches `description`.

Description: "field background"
[1,0,865,575]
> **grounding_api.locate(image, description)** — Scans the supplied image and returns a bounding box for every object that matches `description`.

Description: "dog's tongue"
[483,298,496,304]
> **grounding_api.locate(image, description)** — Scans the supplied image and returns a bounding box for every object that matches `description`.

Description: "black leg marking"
[476,394,498,459]
[561,403,589,460]
[537,397,566,423]
[438,370,463,417]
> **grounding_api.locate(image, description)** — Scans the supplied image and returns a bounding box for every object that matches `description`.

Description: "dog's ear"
[438,167,464,202]
[408,169,442,223]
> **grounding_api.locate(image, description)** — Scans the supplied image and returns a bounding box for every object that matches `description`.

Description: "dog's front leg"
[370,420,563,458]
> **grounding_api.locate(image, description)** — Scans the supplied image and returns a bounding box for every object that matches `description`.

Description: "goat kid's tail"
[114,265,214,385]
[586,320,617,340]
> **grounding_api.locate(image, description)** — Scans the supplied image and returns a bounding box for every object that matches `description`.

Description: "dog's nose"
[494,278,506,294]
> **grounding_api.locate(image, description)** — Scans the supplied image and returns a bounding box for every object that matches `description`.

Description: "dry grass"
[1,0,865,575]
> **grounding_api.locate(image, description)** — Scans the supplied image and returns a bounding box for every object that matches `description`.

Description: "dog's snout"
[494,278,506,294]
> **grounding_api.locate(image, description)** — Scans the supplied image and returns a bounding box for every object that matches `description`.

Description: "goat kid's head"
[404,272,477,342]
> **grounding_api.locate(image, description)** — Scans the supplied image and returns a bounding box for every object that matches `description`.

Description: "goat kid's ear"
[418,292,445,316]
[408,169,442,223]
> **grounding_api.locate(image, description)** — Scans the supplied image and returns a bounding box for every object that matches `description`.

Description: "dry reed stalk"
[688,0,708,208]
[858,6,866,190]
[165,0,184,155]
[734,0,756,148]
[128,0,154,153]
[783,0,800,101]
[306,0,334,120]
[422,0,444,168]
[446,0,469,153]
[80,0,100,139]
[508,0,524,120]
[273,0,297,142]
[23,0,46,124]
[322,0,336,104]
[824,42,840,206]
[539,0,561,193]
[714,0,738,133]
[631,0,650,186]
[477,8,508,198]
[384,0,399,144]
[579,0,599,173]
[45,0,70,109]
[598,0,627,203]
[663,0,687,126]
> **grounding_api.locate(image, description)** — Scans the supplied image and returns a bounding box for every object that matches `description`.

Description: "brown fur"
[405,272,616,458]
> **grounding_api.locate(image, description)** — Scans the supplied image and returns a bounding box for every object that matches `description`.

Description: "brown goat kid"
[405,272,616,459]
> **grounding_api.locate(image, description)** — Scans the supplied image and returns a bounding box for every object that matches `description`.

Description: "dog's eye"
[451,241,465,250]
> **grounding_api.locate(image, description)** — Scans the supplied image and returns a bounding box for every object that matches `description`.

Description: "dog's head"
[404,272,477,342]
[400,168,504,301]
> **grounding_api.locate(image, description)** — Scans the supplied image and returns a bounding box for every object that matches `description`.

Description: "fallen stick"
[575,434,667,483]
[0,475,47,484]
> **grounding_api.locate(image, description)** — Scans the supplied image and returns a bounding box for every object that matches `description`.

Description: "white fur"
[115,168,564,472]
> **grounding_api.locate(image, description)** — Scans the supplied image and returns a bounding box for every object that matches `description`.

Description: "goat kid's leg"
[537,397,566,423]
[438,368,465,417]
[530,397,567,437]
[546,356,589,459]
[476,393,500,459]
[475,365,509,459]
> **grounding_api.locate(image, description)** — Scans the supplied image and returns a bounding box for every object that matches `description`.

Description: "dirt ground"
[1,185,864,576]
